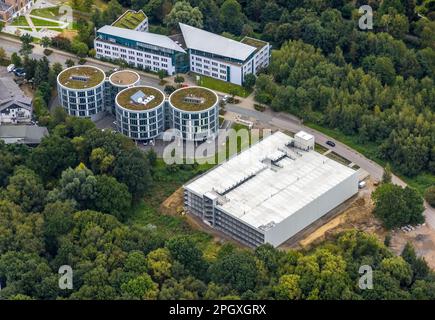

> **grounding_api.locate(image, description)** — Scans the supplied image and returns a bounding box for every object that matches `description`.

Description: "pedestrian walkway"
[25,14,37,32]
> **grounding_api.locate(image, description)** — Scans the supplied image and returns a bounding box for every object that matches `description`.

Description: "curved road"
[225,104,435,229]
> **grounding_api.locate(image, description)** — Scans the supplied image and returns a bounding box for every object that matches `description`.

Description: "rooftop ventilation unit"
[131,90,155,105]
[184,94,204,104]
[70,75,90,82]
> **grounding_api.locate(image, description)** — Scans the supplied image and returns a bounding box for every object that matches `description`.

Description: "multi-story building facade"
[94,21,270,86]
[179,23,271,86]
[57,66,106,121]
[94,26,188,76]
[168,86,219,141]
[0,0,33,22]
[56,66,220,142]
[105,70,140,115]
[115,85,165,140]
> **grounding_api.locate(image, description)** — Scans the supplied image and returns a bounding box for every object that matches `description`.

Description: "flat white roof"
[97,25,186,53]
[295,131,314,141]
[179,23,257,62]
[185,131,357,230]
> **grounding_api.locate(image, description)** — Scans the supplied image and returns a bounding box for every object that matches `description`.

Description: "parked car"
[14,68,26,77]
[326,140,336,147]
[7,64,15,73]
[358,181,366,189]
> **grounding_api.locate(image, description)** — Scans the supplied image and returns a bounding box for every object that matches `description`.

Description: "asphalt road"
[225,104,435,228]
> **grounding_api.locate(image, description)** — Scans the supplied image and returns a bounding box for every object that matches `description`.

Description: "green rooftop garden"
[240,37,268,50]
[58,66,105,89]
[170,87,217,111]
[116,87,164,111]
[112,10,146,30]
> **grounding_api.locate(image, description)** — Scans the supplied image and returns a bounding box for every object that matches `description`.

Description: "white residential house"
[0,77,32,124]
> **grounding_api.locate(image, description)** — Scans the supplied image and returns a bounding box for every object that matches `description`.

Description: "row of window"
[193,56,226,68]
[96,42,169,62]
[117,107,163,119]
[172,109,216,119]
[60,87,103,96]
[97,49,170,71]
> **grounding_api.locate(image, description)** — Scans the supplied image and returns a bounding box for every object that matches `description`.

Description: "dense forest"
[0,119,434,299]
[1,0,434,300]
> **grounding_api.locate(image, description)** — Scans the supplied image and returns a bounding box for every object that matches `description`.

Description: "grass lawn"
[31,6,61,19]
[31,17,63,27]
[326,151,352,166]
[305,122,435,196]
[196,74,251,98]
[219,116,225,126]
[10,16,29,26]
[127,159,215,241]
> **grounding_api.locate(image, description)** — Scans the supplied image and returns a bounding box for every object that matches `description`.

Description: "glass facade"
[169,105,219,141]
[58,84,105,119]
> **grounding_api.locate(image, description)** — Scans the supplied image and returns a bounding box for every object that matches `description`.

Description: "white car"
[7,64,15,73]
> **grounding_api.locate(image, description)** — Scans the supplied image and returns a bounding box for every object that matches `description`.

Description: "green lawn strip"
[314,143,328,154]
[31,6,61,19]
[10,16,29,26]
[219,116,225,126]
[197,74,251,98]
[31,17,63,27]
[325,151,351,166]
[305,121,434,195]
[402,173,435,197]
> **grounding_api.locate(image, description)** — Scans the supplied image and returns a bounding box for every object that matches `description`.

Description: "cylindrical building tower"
[168,86,219,141]
[115,86,165,140]
[106,70,140,114]
[57,65,106,121]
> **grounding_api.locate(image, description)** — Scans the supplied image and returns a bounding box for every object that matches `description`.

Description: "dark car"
[326,140,336,147]
[14,68,26,77]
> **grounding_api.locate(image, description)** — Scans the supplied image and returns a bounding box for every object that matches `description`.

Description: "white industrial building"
[184,131,359,247]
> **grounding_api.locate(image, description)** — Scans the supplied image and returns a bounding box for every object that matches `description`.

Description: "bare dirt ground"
[60,29,77,40]
[390,226,435,269]
[160,187,184,216]
[279,184,383,251]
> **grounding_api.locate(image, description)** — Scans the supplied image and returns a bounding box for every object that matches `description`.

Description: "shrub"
[43,49,53,56]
